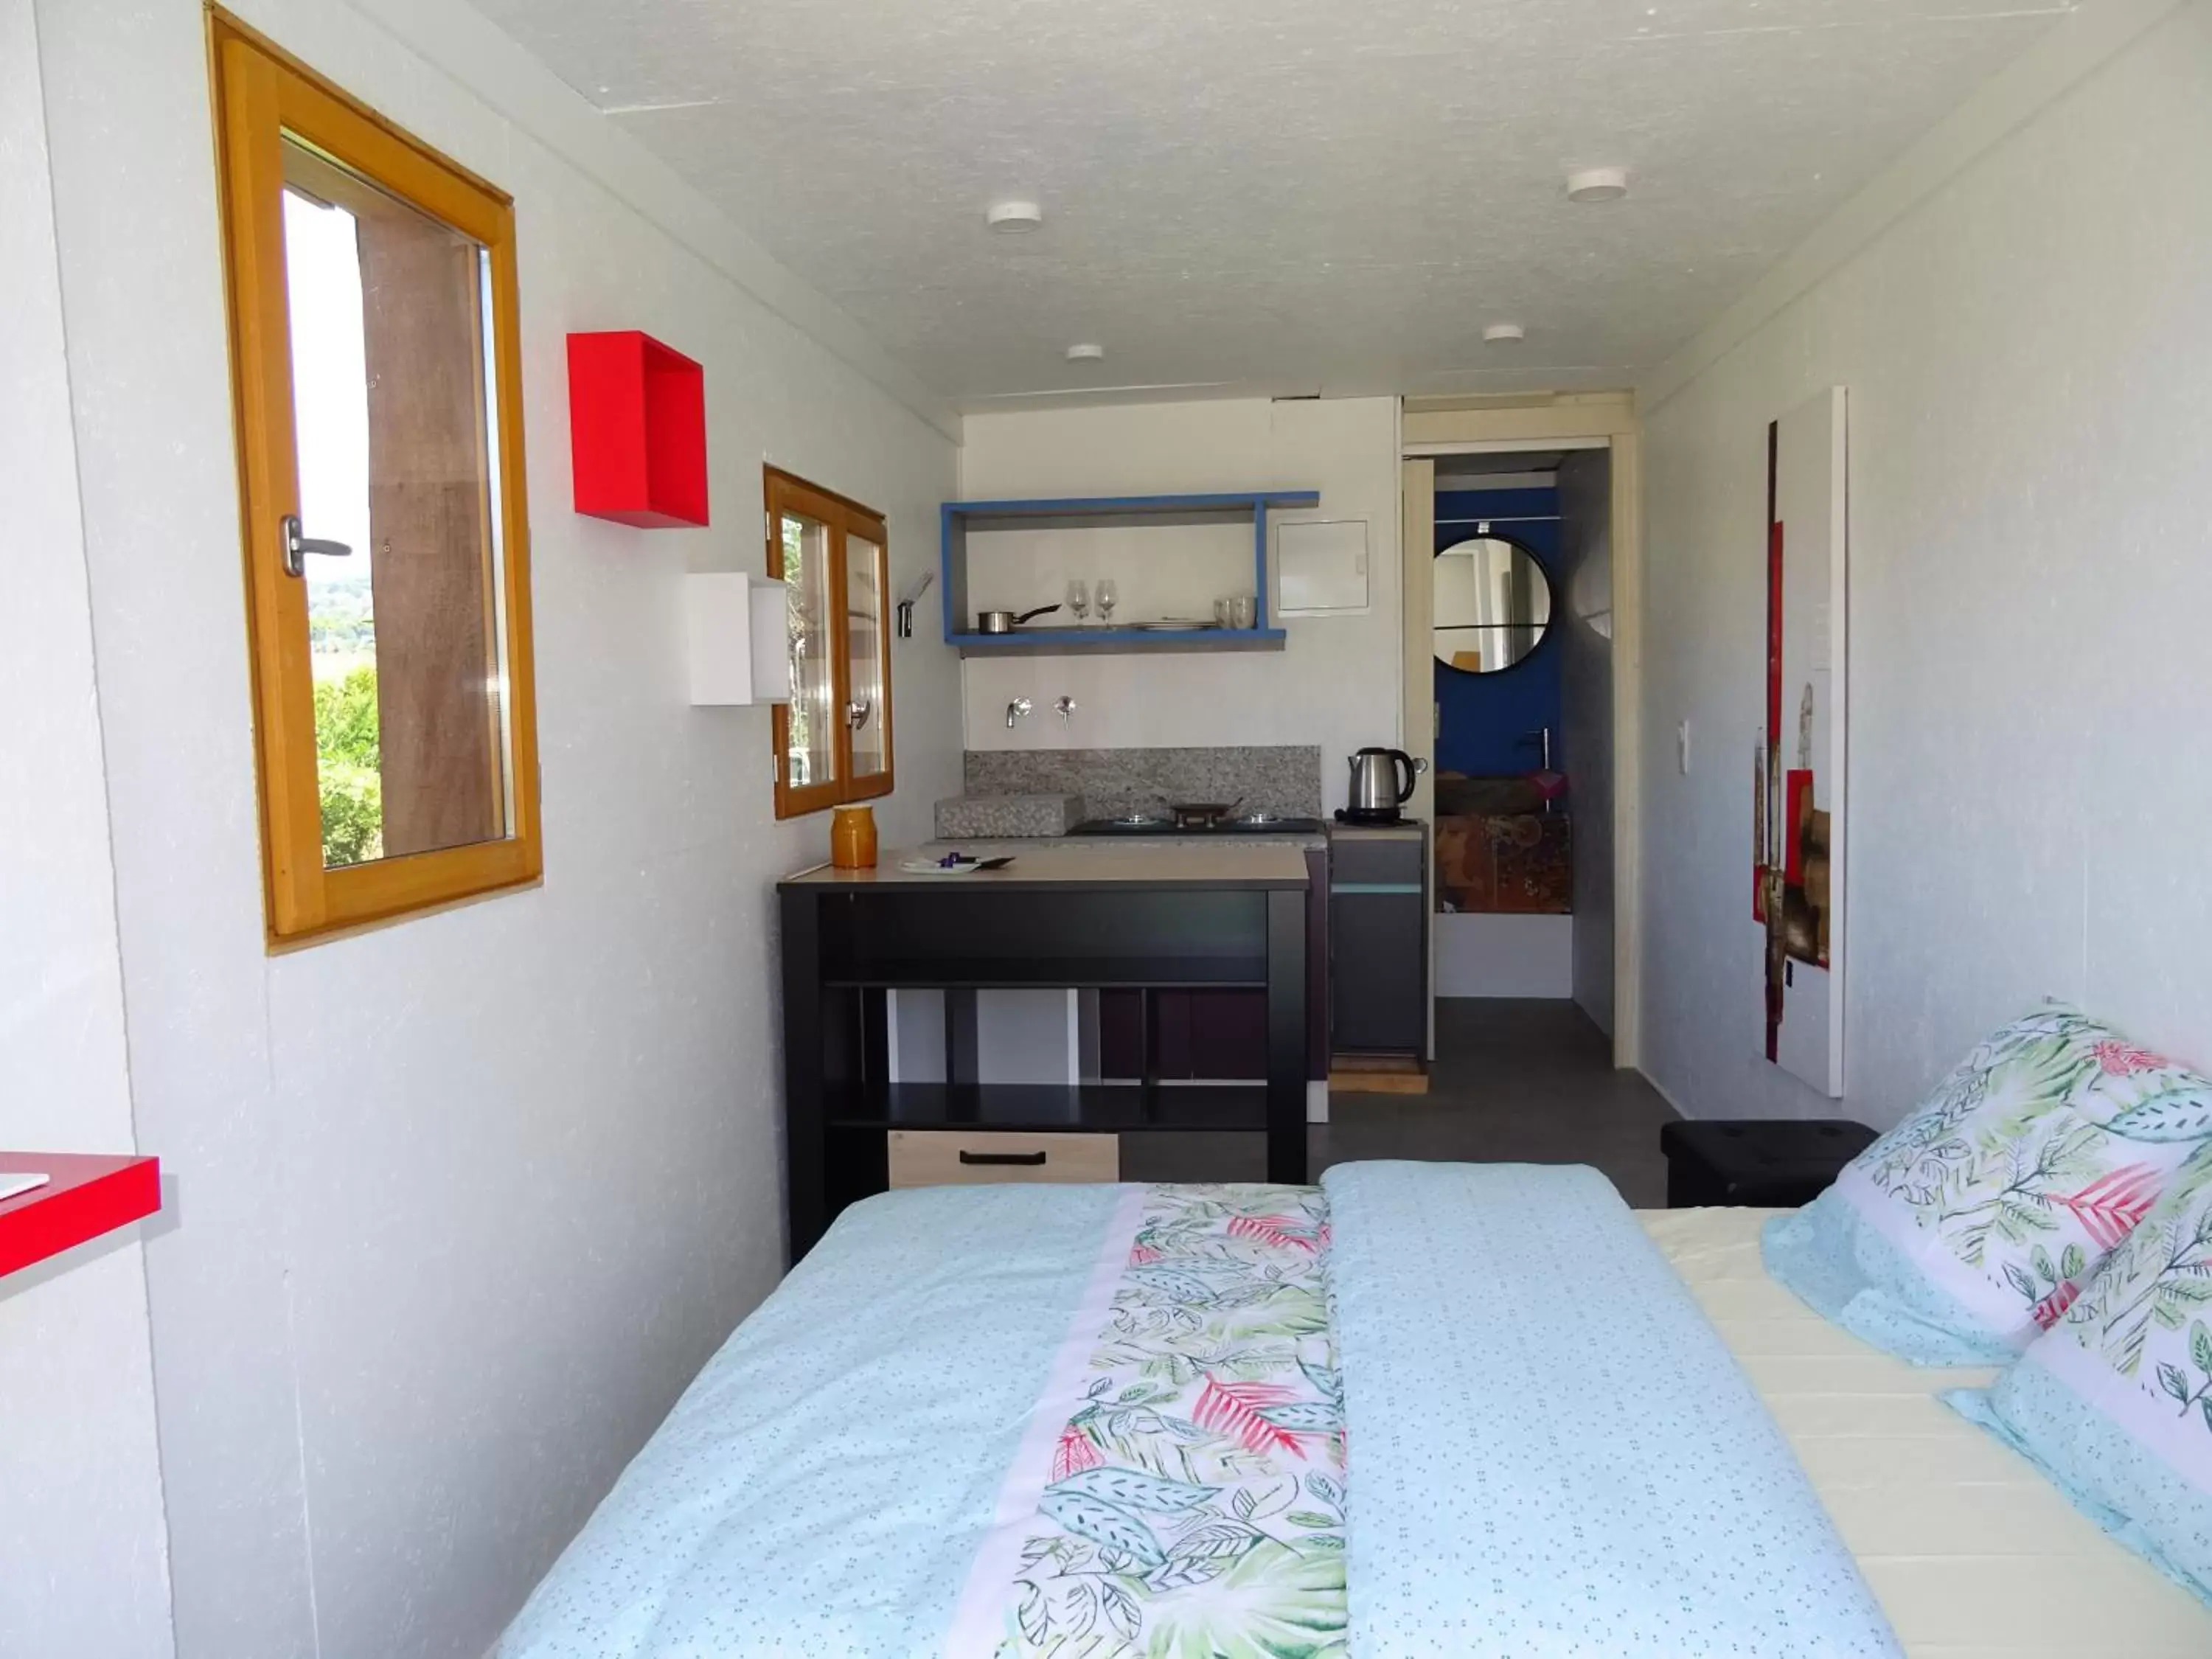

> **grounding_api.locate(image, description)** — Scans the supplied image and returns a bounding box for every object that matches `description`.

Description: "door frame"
[1400,396,1644,1070]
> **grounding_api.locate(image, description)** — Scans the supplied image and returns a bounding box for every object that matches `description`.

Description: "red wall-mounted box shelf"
[0,1152,161,1279]
[567,330,709,529]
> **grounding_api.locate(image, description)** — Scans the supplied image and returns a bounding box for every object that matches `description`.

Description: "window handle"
[846,697,872,731]
[281,513,353,579]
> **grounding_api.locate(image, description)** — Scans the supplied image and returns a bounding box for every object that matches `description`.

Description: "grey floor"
[1318,999,1678,1206]
[1124,999,1680,1206]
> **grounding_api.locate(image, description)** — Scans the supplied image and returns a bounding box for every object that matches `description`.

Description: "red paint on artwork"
[1785,769,1813,885]
[1767,521,1785,742]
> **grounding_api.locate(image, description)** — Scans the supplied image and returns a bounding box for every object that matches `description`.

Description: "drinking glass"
[1096,577,1119,625]
[1065,578,1090,624]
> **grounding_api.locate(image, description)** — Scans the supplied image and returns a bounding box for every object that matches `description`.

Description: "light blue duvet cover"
[499,1167,1900,1657]
[1324,1161,1900,1658]
[497,1184,1127,1659]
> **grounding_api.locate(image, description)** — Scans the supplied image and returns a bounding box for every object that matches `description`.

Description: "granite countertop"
[782,843,1310,890]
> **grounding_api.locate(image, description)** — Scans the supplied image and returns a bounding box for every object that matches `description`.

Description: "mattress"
[1641,1207,2211,1659]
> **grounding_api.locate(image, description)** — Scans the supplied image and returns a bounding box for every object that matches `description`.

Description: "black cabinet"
[778,852,1312,1262]
[1096,849,1329,1084]
[1326,824,1427,1058]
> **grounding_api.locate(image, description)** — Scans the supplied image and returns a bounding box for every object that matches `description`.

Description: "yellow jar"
[830,804,877,869]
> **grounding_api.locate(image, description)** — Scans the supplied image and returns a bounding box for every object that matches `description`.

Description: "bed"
[495,1168,2209,1658]
[1644,1207,2208,1658]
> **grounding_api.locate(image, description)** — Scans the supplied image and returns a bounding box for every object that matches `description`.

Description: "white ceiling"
[479,0,2071,411]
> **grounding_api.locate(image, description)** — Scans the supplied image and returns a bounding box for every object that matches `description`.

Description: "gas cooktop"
[1068,815,1325,838]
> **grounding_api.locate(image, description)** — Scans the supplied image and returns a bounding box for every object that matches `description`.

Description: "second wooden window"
[767,468,892,817]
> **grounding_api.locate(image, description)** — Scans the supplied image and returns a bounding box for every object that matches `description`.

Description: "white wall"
[1557,451,1615,1034]
[957,398,1403,811]
[1638,0,2212,1129]
[31,1,959,1656]
[0,1,175,1649]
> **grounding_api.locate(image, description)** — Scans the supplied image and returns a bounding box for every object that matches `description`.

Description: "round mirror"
[1433,535,1553,674]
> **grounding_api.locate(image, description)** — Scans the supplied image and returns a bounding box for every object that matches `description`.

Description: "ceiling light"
[986,200,1043,233]
[1566,167,1629,204]
[1065,343,1105,362]
[1483,323,1526,344]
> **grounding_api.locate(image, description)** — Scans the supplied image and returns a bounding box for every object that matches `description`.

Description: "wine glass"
[1095,577,1119,626]
[1065,578,1090,625]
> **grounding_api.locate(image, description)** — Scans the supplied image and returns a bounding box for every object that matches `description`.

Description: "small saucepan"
[975,603,1062,634]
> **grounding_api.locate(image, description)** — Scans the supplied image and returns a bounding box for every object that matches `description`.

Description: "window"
[765,467,894,818]
[210,14,540,942]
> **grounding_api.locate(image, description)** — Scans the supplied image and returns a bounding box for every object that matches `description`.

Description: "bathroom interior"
[1424,447,1615,1039]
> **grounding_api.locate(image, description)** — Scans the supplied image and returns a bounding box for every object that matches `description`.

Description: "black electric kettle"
[1345,747,1422,821]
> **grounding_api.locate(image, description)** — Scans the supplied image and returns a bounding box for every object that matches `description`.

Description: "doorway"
[1399,398,1642,1070]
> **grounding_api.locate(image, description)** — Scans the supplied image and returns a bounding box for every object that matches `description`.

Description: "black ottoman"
[1660,1119,1877,1208]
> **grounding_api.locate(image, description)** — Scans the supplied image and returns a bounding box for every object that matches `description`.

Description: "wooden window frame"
[209,11,541,945]
[765,467,894,819]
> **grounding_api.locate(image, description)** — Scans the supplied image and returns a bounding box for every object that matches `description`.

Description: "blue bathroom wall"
[1433,487,1563,776]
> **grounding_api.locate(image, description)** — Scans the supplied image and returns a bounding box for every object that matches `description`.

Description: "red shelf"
[0,1152,161,1279]
[567,330,709,529]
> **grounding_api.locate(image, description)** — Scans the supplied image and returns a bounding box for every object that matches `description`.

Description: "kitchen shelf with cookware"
[940,490,1319,656]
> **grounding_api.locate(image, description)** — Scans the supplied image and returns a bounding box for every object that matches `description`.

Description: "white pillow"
[1765,1006,2212,1364]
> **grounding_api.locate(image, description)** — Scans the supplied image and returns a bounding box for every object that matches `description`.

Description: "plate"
[1133,619,1217,632]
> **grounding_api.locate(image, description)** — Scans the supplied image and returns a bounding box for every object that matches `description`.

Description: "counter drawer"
[887,1130,1119,1189]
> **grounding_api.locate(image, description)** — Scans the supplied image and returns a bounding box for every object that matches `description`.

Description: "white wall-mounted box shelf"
[685,573,789,705]
[1278,518,1371,614]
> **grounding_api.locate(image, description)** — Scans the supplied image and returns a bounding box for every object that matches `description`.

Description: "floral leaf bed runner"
[947,1183,1347,1658]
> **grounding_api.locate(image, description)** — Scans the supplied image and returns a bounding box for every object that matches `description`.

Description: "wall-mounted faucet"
[1006,696,1034,729]
[1054,695,1077,728]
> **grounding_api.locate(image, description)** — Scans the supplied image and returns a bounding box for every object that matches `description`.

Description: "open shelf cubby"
[941,490,1319,656]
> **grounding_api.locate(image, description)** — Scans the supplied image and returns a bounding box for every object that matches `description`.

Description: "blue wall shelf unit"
[941,490,1321,656]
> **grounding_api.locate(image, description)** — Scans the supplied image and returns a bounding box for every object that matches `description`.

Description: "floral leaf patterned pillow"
[1764,1007,2212,1365]
[1948,1141,2212,1605]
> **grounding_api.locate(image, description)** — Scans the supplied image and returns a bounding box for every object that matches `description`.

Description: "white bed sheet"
[1641,1207,2211,1659]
